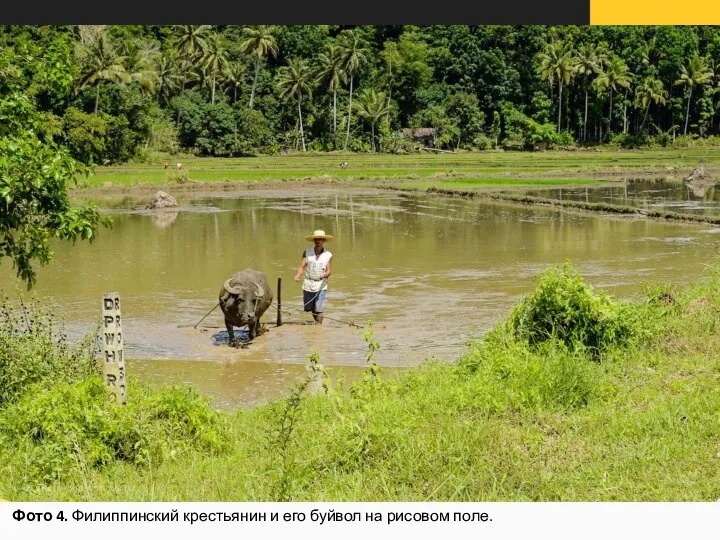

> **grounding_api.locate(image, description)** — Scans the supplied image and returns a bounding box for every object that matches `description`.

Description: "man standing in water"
[294,230,333,324]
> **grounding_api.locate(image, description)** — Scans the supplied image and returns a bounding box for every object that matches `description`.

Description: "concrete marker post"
[101,292,126,405]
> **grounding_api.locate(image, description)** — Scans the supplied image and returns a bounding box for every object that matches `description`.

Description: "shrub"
[0,296,99,408]
[606,132,654,149]
[0,376,229,484]
[472,134,492,150]
[506,261,643,354]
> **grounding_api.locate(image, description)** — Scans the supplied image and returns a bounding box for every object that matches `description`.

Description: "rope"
[270,299,365,329]
[185,287,365,331]
[193,302,220,329]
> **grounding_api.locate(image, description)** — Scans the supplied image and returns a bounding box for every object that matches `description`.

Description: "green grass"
[77,148,720,188]
[2,262,720,501]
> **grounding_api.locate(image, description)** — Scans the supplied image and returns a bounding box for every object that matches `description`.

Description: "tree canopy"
[0,31,109,288]
[4,24,720,161]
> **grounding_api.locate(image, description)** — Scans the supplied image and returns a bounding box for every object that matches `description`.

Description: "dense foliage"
[4,25,720,162]
[0,28,109,287]
[0,297,228,486]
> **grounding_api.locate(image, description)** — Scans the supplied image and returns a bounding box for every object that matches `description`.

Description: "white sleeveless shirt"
[302,248,332,293]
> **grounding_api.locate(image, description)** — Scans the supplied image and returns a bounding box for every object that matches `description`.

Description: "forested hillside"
[4,24,720,163]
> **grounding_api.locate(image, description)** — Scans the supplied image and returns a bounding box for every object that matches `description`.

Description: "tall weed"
[0,296,99,408]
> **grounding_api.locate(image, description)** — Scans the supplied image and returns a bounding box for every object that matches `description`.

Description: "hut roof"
[402,127,436,138]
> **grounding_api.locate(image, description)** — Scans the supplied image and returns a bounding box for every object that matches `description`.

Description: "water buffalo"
[219,269,273,345]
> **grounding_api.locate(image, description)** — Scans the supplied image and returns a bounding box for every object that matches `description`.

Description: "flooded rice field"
[521,177,720,215]
[3,186,720,409]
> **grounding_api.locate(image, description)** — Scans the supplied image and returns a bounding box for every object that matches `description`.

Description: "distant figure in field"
[340,161,348,169]
[163,161,169,170]
[176,162,183,171]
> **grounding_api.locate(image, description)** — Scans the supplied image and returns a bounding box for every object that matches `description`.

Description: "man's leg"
[313,290,326,324]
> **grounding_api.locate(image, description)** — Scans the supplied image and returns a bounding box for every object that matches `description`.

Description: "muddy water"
[3,187,720,409]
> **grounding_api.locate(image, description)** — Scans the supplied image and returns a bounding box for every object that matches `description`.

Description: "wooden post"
[101,292,126,405]
[277,277,282,327]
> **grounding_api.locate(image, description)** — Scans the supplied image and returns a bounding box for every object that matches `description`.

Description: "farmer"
[294,229,333,324]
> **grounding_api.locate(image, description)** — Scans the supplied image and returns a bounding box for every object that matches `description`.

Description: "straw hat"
[305,229,334,242]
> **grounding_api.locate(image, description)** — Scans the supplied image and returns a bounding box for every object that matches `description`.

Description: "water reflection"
[521,178,720,215]
[151,210,179,229]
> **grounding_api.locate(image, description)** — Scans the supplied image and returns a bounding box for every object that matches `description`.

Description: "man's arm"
[321,258,332,279]
[294,256,307,281]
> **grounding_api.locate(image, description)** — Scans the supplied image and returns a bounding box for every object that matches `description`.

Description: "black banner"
[0,0,591,25]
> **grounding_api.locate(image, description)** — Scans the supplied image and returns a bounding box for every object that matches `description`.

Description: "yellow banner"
[591,0,720,24]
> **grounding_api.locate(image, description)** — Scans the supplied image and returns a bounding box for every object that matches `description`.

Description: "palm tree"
[173,25,210,83]
[156,52,182,106]
[173,25,211,125]
[382,40,401,124]
[354,88,389,151]
[202,33,229,104]
[122,39,160,96]
[223,61,246,103]
[173,25,210,62]
[277,58,313,152]
[75,33,131,114]
[314,44,345,145]
[337,29,369,151]
[593,55,633,135]
[240,26,278,109]
[634,76,668,132]
[537,40,576,133]
[575,43,607,141]
[538,46,556,104]
[675,56,714,135]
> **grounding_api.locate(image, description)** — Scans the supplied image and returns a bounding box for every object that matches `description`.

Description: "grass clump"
[0,376,229,487]
[505,261,655,355]
[0,296,229,491]
[0,296,99,408]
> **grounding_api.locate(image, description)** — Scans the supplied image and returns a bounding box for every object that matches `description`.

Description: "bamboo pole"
[277,277,282,327]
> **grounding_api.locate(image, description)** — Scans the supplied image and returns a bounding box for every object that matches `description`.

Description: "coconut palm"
[575,43,607,141]
[314,44,345,145]
[538,46,556,103]
[75,33,131,114]
[156,52,182,105]
[675,56,714,135]
[173,25,211,125]
[354,88,389,151]
[593,55,633,135]
[122,39,160,96]
[337,29,369,151]
[240,26,278,109]
[382,40,401,124]
[202,33,229,104]
[223,61,246,103]
[277,58,313,152]
[634,76,668,132]
[537,40,576,133]
[173,25,210,64]
[187,64,210,95]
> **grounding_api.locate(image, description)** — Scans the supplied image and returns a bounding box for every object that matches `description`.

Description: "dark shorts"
[303,289,327,313]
